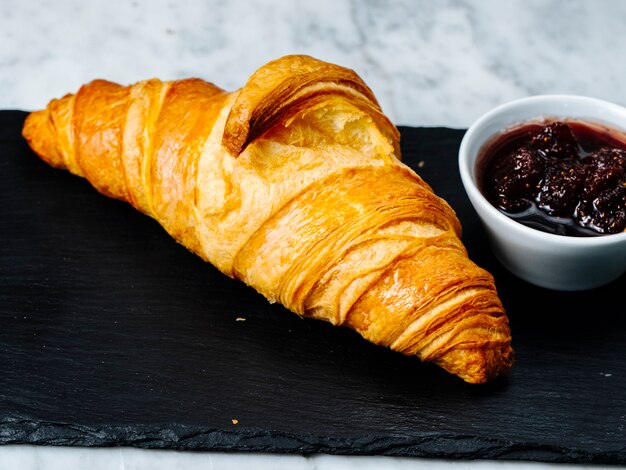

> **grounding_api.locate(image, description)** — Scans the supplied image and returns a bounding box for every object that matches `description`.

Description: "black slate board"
[1,110,625,464]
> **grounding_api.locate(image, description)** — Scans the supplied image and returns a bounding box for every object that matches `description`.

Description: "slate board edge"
[1,418,624,464]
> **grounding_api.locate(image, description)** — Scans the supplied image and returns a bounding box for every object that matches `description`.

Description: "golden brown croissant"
[22,55,513,383]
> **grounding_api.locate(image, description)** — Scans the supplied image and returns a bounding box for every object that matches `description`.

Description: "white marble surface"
[2,446,621,470]
[2,0,626,468]
[3,0,626,128]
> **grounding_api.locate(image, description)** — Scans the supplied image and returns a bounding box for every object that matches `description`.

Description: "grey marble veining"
[2,0,626,128]
[2,1,626,469]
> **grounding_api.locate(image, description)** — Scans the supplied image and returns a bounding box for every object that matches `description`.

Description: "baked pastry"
[22,55,513,383]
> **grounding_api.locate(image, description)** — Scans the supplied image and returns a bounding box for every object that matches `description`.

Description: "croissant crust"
[22,54,513,383]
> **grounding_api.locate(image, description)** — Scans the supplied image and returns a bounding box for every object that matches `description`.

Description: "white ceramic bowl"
[458,95,626,291]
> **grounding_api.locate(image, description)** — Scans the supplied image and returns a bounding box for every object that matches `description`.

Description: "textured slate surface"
[1,110,625,463]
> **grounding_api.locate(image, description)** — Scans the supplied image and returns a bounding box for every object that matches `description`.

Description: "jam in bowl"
[477,119,626,237]
[458,95,626,291]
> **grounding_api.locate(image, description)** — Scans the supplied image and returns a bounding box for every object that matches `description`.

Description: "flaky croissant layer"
[22,55,513,383]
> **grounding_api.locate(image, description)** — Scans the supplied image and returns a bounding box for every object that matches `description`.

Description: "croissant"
[22,55,513,383]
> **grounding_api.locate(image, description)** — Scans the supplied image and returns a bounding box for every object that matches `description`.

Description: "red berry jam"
[477,119,626,236]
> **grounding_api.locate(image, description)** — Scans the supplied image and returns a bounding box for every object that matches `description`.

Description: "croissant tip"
[434,344,515,384]
[22,110,64,168]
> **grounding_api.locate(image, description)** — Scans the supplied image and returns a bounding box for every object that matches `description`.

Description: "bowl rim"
[458,94,626,247]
